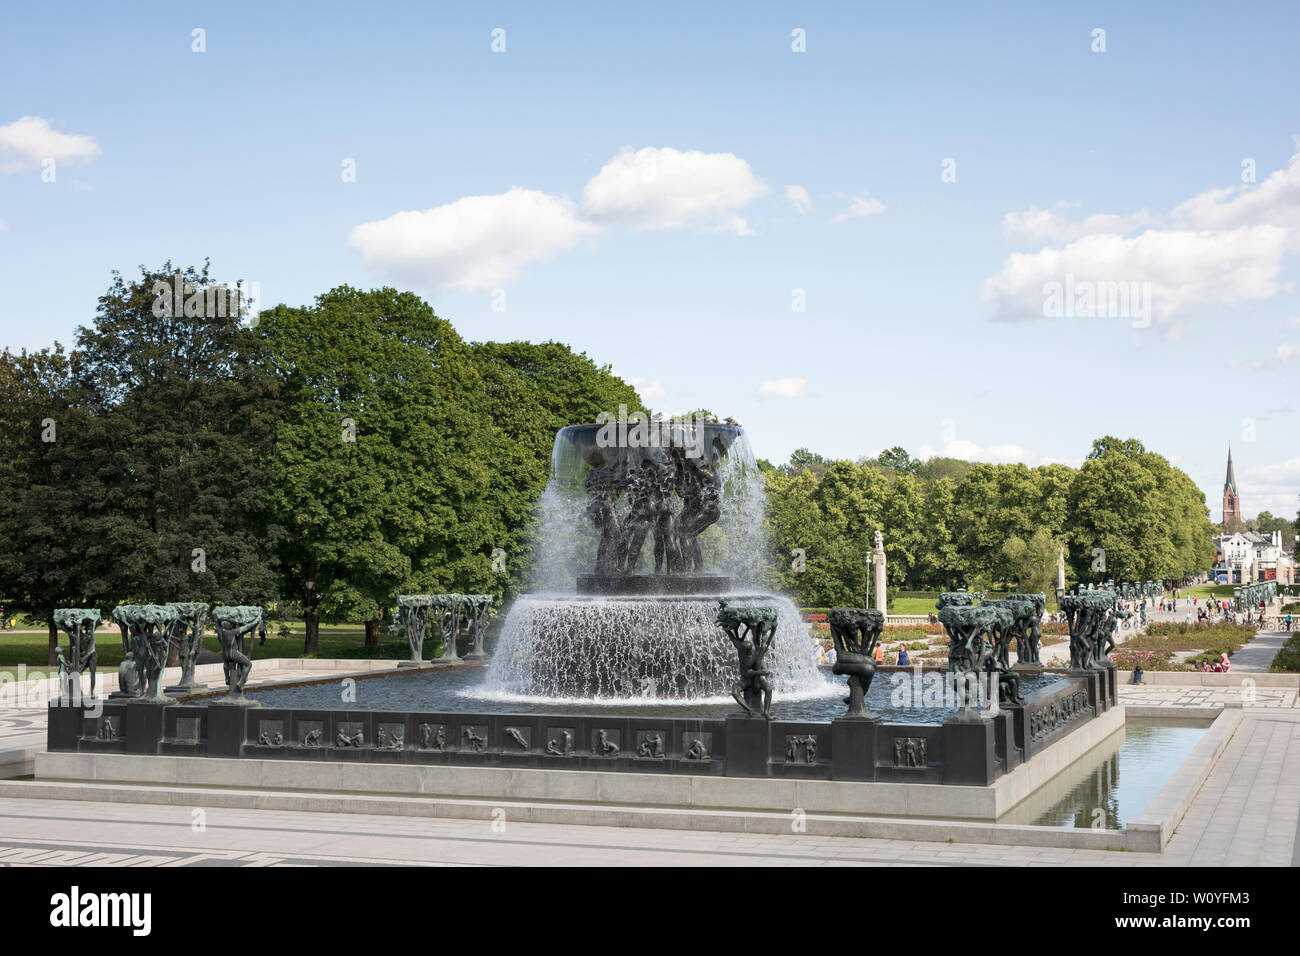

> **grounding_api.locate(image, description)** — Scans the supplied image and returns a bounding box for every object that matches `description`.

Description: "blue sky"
[2,0,1298,521]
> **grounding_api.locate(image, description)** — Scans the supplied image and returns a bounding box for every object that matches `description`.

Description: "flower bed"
[1125,622,1254,655]
[1110,647,1177,670]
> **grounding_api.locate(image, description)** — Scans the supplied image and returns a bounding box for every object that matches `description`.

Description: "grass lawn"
[1182,584,1240,599]
[0,626,440,673]
[890,598,941,614]
[889,593,1060,614]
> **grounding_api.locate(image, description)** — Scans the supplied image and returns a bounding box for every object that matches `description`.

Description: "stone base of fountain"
[45,668,1116,788]
[575,573,731,596]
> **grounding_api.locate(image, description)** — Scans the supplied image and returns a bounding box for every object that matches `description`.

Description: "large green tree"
[70,263,282,608]
[0,346,87,663]
[0,265,280,663]
[260,287,529,653]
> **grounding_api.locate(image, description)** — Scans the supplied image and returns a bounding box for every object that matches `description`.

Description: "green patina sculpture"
[936,591,974,611]
[1059,589,1115,671]
[433,593,465,661]
[715,600,777,718]
[397,593,494,663]
[397,595,434,663]
[53,608,101,701]
[111,605,180,701]
[937,604,1003,717]
[211,605,262,704]
[828,607,884,719]
[1003,592,1046,664]
[981,599,1031,704]
[165,602,210,693]
[463,594,494,659]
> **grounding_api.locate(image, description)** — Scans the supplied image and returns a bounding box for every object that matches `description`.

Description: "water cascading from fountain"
[474,417,833,703]
[479,593,828,702]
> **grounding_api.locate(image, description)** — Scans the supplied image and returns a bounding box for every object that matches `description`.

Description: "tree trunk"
[47,618,58,668]
[364,618,380,648]
[304,612,320,656]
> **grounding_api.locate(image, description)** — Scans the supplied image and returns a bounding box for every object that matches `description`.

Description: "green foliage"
[1067,438,1215,581]
[875,446,919,475]
[260,286,522,651]
[1271,635,1300,673]
[0,263,280,658]
[765,437,1215,606]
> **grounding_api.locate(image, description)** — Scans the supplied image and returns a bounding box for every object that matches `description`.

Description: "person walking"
[897,644,910,666]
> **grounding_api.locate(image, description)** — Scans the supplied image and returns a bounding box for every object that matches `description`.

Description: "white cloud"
[981,225,1289,324]
[785,185,812,214]
[582,147,767,234]
[1001,205,1155,242]
[915,440,1068,467]
[347,187,601,292]
[0,116,101,173]
[831,195,886,223]
[1172,144,1300,235]
[984,142,1300,326]
[1251,343,1300,368]
[1286,315,1300,328]
[626,376,666,400]
[756,377,809,399]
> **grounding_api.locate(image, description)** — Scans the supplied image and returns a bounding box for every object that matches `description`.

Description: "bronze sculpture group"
[53,602,262,706]
[1059,586,1122,671]
[936,591,1048,715]
[587,446,723,577]
[397,593,493,664]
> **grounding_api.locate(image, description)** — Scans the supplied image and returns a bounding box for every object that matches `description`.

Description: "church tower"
[1222,446,1241,531]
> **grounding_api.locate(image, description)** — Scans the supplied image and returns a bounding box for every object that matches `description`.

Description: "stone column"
[1057,546,1066,591]
[872,530,887,615]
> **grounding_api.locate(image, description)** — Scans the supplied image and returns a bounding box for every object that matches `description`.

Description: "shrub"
[1270,635,1300,673]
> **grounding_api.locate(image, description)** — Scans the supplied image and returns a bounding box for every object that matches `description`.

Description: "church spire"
[1224,445,1237,494]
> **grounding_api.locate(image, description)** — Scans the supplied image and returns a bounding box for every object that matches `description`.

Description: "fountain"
[477,419,830,703]
[43,416,1117,799]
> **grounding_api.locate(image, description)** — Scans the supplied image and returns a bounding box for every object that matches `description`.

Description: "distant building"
[1221,446,1241,532]
[1213,530,1295,584]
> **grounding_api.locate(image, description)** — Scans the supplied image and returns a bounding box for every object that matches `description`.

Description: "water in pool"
[999,717,1207,829]
[199,664,1065,724]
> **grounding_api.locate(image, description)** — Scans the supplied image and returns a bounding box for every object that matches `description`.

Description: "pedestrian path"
[1231,630,1289,672]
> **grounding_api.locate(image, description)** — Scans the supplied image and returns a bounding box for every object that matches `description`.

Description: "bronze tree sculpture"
[1003,592,1046,664]
[212,605,262,704]
[397,595,433,664]
[715,600,777,718]
[827,607,884,718]
[165,602,210,693]
[53,608,100,701]
[112,605,179,701]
